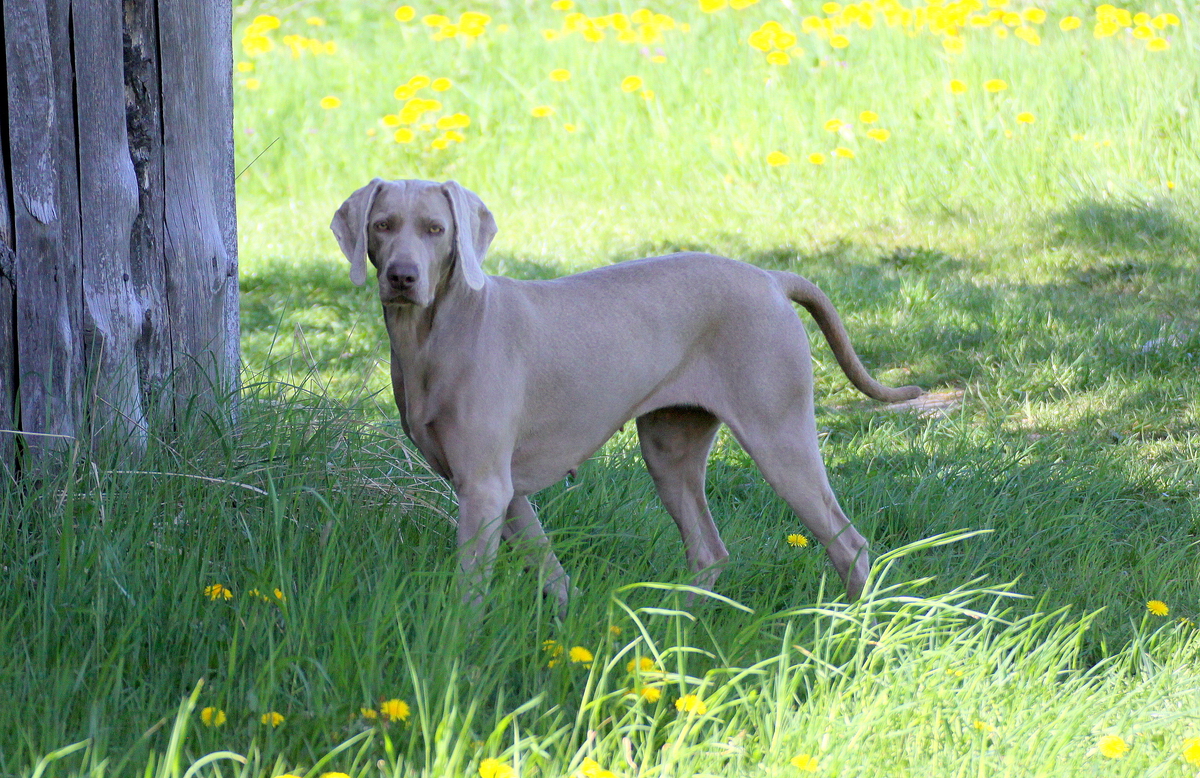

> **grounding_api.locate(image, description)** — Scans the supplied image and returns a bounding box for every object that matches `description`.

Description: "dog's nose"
[386,262,419,290]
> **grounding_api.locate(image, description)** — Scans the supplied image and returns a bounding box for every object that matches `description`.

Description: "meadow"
[3,0,1199,775]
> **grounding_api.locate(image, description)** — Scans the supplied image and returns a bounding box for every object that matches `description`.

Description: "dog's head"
[330,179,497,306]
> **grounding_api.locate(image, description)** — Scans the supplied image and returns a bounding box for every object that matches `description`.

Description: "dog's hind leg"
[636,407,729,591]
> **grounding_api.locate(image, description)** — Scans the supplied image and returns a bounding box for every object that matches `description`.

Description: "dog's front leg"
[455,478,513,609]
[504,496,571,617]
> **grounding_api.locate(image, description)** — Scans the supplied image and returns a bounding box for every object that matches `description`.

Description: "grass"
[4,0,1200,774]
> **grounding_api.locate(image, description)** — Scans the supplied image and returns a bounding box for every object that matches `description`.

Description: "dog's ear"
[441,180,497,290]
[330,178,385,286]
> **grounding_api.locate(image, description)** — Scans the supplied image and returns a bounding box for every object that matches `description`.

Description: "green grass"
[4,0,1200,774]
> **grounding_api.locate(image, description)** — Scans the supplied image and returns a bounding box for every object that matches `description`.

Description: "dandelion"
[866,128,890,142]
[1148,600,1169,616]
[204,584,233,600]
[1016,112,1034,124]
[569,646,593,664]
[380,698,411,721]
[621,75,643,92]
[431,78,452,92]
[627,656,656,673]
[675,694,708,714]
[394,6,416,22]
[551,0,574,9]
[699,0,727,13]
[609,625,623,637]
[790,754,819,772]
[823,118,843,132]
[1014,26,1040,45]
[808,153,826,165]
[563,123,578,132]
[261,711,284,727]
[479,758,516,778]
[639,686,662,702]
[984,79,1007,93]
[532,105,555,118]
[829,34,850,48]
[767,51,790,65]
[786,533,809,546]
[1023,8,1046,24]
[361,707,378,719]
[1093,21,1117,38]
[641,90,655,101]
[974,720,995,732]
[1147,38,1169,52]
[822,2,841,13]
[319,96,341,109]
[949,78,967,94]
[319,773,351,778]
[767,151,791,166]
[572,757,618,778]
[393,128,414,143]
[834,147,855,159]
[943,36,965,54]
[549,68,571,82]
[423,14,449,27]
[243,78,261,90]
[1097,735,1129,758]
[1184,738,1200,766]
[200,707,226,727]
[1059,16,1081,31]
[859,110,878,124]
[651,54,668,63]
[236,61,254,73]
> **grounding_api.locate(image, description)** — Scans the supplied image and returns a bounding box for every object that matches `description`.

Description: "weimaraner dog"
[331,178,921,613]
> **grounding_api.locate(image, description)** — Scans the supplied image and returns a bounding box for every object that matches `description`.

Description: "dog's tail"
[772,271,923,403]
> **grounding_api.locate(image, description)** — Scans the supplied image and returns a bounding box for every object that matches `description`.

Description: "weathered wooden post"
[1,0,239,476]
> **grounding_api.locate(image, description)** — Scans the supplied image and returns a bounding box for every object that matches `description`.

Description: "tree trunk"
[1,0,239,475]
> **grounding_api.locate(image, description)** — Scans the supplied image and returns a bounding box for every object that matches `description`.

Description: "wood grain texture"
[4,0,80,460]
[159,0,239,415]
[75,0,147,452]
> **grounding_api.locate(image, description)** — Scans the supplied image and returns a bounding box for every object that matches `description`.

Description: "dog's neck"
[383,278,487,387]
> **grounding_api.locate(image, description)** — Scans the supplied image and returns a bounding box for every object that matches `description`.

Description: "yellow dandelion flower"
[549,68,571,82]
[200,707,226,726]
[563,123,578,132]
[380,698,411,721]
[859,110,878,123]
[822,1,841,14]
[1097,735,1129,758]
[551,0,574,9]
[774,31,797,48]
[532,105,555,118]
[243,78,261,90]
[808,153,826,165]
[731,0,758,8]
[443,130,465,143]
[307,17,326,26]
[431,137,450,150]
[431,78,452,92]
[1184,738,1200,766]
[261,711,284,727]
[1001,11,1020,26]
[994,25,1009,38]
[974,720,995,732]
[1016,111,1034,124]
[699,0,728,13]
[766,151,791,166]
[1023,8,1046,24]
[361,707,378,719]
[1131,24,1152,39]
[1164,13,1180,26]
[479,758,516,778]
[830,34,850,48]
[984,79,1007,93]
[766,50,790,65]
[866,128,890,142]
[319,773,350,778]
[627,656,656,673]
[422,14,449,27]
[1059,16,1081,31]
[949,78,967,94]
[247,14,280,33]
[786,533,809,547]
[1133,12,1151,26]
[943,36,965,54]
[394,6,416,22]
[621,75,643,92]
[1147,37,1169,52]
[675,694,707,714]
[319,96,341,110]
[651,54,667,63]
[823,118,843,132]
[1148,600,1169,616]
[569,646,593,664]
[1093,21,1117,38]
[204,584,233,600]
[791,754,819,772]
[834,147,854,159]
[609,625,622,637]
[235,61,254,73]
[1015,26,1040,45]
[639,686,662,702]
[393,128,414,143]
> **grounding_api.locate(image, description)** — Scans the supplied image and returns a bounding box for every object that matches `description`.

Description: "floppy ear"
[441,180,497,290]
[330,178,385,286]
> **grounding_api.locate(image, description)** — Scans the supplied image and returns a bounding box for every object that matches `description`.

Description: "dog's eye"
[427,224,445,235]
[373,219,391,232]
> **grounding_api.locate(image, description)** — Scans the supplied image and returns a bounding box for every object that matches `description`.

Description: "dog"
[331,178,921,613]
